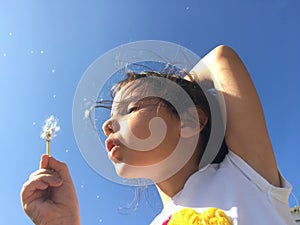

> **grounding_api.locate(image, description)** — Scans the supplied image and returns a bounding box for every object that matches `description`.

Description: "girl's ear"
[180,106,208,138]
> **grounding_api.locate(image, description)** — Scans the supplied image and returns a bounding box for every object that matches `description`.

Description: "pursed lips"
[105,138,122,162]
[105,138,116,152]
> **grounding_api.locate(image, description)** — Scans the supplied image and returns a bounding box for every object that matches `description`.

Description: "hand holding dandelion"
[40,115,60,155]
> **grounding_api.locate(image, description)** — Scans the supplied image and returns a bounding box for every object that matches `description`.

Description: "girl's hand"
[21,155,81,225]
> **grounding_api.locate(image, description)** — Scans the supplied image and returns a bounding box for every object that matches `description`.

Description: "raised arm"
[190,45,280,187]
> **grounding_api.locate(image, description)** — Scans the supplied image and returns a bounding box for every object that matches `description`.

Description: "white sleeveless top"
[150,151,296,225]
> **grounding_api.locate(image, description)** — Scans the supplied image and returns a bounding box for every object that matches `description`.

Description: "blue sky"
[1,1,299,225]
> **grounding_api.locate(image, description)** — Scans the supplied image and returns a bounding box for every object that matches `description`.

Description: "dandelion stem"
[46,140,50,156]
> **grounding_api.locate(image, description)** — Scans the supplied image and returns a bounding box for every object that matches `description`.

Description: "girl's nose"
[102,118,119,136]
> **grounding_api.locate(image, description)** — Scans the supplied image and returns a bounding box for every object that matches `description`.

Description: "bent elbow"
[214,45,238,59]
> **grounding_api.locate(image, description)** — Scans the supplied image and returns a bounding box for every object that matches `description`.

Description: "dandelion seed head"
[40,115,60,140]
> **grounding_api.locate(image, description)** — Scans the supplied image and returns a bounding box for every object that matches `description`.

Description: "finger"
[48,157,72,183]
[21,179,48,206]
[40,154,49,169]
[34,173,63,186]
[29,169,47,180]
[29,168,61,180]
[21,174,63,201]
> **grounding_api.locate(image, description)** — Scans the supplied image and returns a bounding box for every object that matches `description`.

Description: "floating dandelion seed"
[41,115,60,155]
[84,109,90,119]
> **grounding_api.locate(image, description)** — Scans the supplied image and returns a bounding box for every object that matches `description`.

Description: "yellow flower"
[166,208,232,225]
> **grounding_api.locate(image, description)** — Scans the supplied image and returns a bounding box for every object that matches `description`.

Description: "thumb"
[40,154,50,169]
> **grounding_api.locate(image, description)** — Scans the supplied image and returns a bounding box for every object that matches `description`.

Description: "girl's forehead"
[114,79,157,102]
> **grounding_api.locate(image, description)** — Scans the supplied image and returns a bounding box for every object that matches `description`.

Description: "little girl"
[21,45,296,225]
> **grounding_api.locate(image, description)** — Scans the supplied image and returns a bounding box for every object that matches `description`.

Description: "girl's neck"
[155,161,199,206]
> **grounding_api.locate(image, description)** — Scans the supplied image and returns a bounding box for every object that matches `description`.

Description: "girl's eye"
[127,106,139,114]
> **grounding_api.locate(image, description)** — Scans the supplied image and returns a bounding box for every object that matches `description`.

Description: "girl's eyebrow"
[110,98,134,117]
[110,95,153,117]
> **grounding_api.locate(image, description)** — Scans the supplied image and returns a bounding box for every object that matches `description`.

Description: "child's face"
[102,81,181,177]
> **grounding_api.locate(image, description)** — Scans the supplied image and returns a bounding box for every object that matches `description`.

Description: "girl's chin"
[112,161,166,182]
[113,161,156,180]
[113,162,142,179]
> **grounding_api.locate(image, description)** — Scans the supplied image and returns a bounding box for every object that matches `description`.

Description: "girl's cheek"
[129,118,152,139]
[122,113,153,140]
[118,119,146,140]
